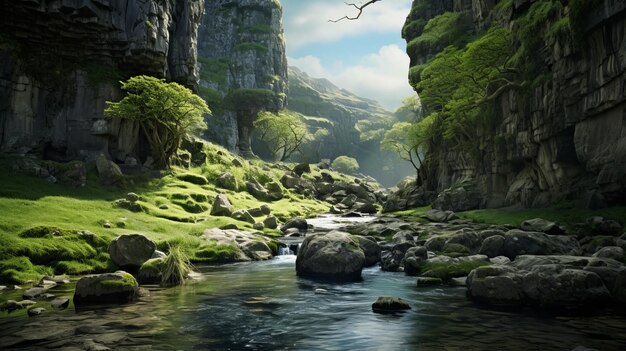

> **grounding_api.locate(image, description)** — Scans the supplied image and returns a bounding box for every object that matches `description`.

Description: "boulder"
[353,202,377,214]
[200,228,274,262]
[502,230,581,259]
[424,236,447,252]
[23,287,47,300]
[403,246,428,276]
[247,207,265,217]
[296,231,365,281]
[593,246,624,261]
[522,268,611,308]
[137,258,165,284]
[371,296,411,313]
[231,210,255,224]
[108,234,156,269]
[260,204,271,215]
[416,277,443,287]
[587,217,623,236]
[50,297,70,310]
[265,181,284,200]
[467,265,525,306]
[392,231,414,245]
[280,218,308,232]
[292,163,311,176]
[432,183,482,212]
[445,229,481,252]
[381,242,415,272]
[421,209,458,223]
[355,236,381,266]
[27,307,45,316]
[520,218,565,235]
[217,172,237,190]
[210,194,232,216]
[73,271,138,305]
[479,235,505,258]
[96,154,123,186]
[263,216,278,230]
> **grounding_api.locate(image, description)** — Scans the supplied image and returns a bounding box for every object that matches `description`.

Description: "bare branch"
[329,0,382,23]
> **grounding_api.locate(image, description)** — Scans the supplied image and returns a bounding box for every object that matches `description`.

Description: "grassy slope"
[0,143,348,284]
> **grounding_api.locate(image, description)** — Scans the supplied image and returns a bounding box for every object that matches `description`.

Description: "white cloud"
[288,44,415,110]
[283,0,413,49]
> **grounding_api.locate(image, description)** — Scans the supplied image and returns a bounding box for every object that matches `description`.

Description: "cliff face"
[197,0,287,154]
[403,0,626,208]
[0,0,203,163]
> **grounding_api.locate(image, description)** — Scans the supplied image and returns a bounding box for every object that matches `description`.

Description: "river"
[1,216,626,350]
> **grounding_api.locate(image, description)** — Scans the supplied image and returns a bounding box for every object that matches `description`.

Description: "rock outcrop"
[296,231,366,281]
[0,0,203,162]
[403,0,626,208]
[198,0,288,155]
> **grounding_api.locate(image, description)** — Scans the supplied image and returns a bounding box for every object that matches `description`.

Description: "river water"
[2,216,626,350]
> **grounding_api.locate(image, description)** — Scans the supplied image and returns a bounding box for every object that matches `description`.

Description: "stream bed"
[2,216,626,350]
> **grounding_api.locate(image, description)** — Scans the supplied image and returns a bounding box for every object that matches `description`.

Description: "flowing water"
[2,216,626,350]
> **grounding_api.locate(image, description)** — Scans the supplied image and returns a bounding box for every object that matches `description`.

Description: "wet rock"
[200,228,274,261]
[523,268,611,308]
[520,218,565,235]
[392,231,414,245]
[73,271,138,305]
[296,231,365,281]
[372,296,411,313]
[467,265,525,306]
[421,209,458,223]
[479,235,505,257]
[210,194,233,217]
[137,258,165,285]
[108,234,156,269]
[381,242,415,272]
[355,236,381,267]
[281,218,308,232]
[403,246,428,276]
[353,202,377,214]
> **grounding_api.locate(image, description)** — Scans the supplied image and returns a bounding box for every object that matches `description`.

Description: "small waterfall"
[278,246,294,256]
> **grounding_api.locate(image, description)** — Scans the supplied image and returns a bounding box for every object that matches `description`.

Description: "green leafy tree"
[331,156,360,174]
[254,110,312,161]
[381,119,434,186]
[394,95,423,122]
[105,75,210,168]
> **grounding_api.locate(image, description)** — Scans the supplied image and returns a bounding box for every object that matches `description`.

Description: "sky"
[281,0,415,111]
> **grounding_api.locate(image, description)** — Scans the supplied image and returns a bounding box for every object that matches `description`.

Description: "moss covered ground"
[0,142,339,284]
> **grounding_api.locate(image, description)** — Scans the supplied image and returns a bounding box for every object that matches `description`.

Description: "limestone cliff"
[403,0,626,208]
[197,0,287,154]
[0,0,204,163]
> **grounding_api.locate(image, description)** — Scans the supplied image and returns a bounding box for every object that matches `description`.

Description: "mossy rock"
[442,243,470,255]
[176,173,208,185]
[0,257,53,284]
[19,226,63,238]
[138,258,166,284]
[421,260,489,281]
[173,199,207,214]
[73,271,138,305]
[416,277,443,287]
[372,296,411,314]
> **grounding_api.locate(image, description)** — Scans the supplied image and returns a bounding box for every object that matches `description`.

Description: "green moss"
[83,62,122,88]
[406,12,471,58]
[195,244,241,263]
[416,277,443,286]
[0,256,53,284]
[98,272,138,289]
[442,243,470,255]
[55,261,95,275]
[421,260,489,280]
[176,172,208,185]
[547,17,571,43]
[198,57,230,87]
[233,42,268,53]
[198,86,224,115]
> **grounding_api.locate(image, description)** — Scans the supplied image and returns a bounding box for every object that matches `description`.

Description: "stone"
[371,297,411,313]
[354,202,377,214]
[247,207,264,217]
[217,172,237,190]
[23,287,47,300]
[586,217,624,236]
[416,277,443,286]
[152,250,167,259]
[51,297,70,310]
[467,265,525,306]
[260,204,271,215]
[27,307,45,316]
[232,158,244,167]
[355,235,381,266]
[381,242,415,272]
[113,198,142,212]
[292,163,311,176]
[403,246,428,275]
[137,258,165,285]
[445,229,481,252]
[210,194,233,217]
[421,209,458,223]
[263,216,278,230]
[231,210,255,224]
[392,231,414,245]
[479,235,505,257]
[253,222,265,230]
[240,240,273,260]
[489,256,511,265]
[502,230,581,259]
[424,236,447,252]
[520,218,565,235]
[522,268,611,308]
[73,271,138,305]
[125,192,140,202]
[280,218,308,232]
[108,234,157,269]
[96,155,123,186]
[592,246,624,261]
[200,228,275,262]
[296,231,366,281]
[432,183,482,212]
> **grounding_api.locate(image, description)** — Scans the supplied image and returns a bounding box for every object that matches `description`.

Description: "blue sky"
[281,0,415,110]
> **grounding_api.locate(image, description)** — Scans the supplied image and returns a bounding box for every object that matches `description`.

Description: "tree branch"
[329,0,382,22]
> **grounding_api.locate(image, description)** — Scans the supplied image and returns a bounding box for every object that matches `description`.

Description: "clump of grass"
[0,256,53,284]
[161,246,193,287]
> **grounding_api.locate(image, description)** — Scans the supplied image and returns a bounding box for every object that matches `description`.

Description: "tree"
[105,75,210,169]
[254,110,312,161]
[331,156,360,174]
[394,95,423,122]
[330,0,383,22]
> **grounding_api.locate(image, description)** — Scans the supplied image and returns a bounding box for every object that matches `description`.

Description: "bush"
[331,156,360,174]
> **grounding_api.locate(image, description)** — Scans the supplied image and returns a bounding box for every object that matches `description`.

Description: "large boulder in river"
[296,231,365,281]
[73,271,138,305]
[108,234,156,269]
[502,230,581,259]
[355,236,381,266]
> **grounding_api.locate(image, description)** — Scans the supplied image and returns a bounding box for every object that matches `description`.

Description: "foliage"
[254,110,312,161]
[161,245,192,287]
[394,95,422,122]
[331,156,360,174]
[105,76,210,168]
[198,57,230,87]
[406,12,472,59]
